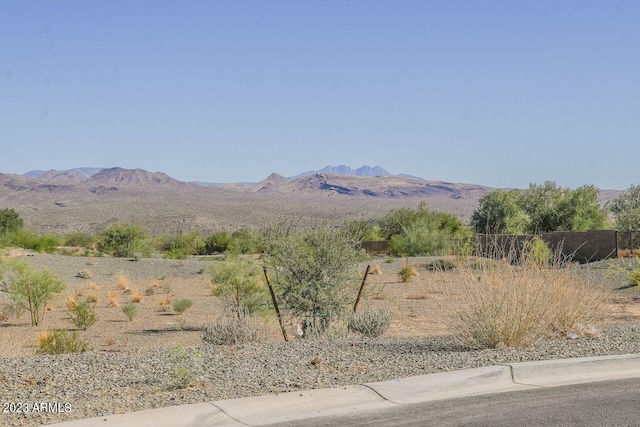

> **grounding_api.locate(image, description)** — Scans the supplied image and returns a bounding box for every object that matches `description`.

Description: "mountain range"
[0,166,620,236]
[24,165,422,183]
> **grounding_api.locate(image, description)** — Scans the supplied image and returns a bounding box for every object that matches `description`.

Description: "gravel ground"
[2,321,640,427]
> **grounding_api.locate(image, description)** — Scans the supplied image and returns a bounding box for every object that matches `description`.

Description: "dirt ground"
[2,252,640,357]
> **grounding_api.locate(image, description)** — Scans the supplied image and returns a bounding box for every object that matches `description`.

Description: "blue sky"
[1,0,639,189]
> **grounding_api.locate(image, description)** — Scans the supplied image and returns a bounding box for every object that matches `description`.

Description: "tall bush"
[4,260,65,326]
[98,223,148,257]
[262,221,362,334]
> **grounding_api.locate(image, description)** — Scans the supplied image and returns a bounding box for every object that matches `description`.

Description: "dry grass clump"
[437,255,611,349]
[130,290,143,303]
[87,282,100,291]
[158,295,171,311]
[116,273,130,290]
[108,290,121,308]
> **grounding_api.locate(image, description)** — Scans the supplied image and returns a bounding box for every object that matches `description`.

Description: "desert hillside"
[0,167,618,235]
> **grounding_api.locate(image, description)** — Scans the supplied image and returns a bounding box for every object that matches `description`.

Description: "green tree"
[98,223,147,257]
[378,203,429,240]
[521,182,607,233]
[0,208,23,235]
[262,221,362,334]
[609,184,640,231]
[204,232,232,254]
[5,260,65,326]
[470,190,527,234]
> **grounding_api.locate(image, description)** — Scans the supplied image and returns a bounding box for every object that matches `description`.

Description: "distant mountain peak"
[293,165,398,178]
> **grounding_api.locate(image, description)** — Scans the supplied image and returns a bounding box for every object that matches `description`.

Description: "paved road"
[268,377,640,427]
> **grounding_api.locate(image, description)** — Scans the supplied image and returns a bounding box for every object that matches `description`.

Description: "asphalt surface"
[269,377,640,427]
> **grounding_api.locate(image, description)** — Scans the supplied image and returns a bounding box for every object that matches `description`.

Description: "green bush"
[262,221,363,333]
[204,232,232,254]
[210,257,269,315]
[98,223,148,258]
[36,329,89,354]
[0,208,23,235]
[121,302,139,321]
[64,231,96,249]
[67,298,98,330]
[169,343,204,389]
[8,230,63,253]
[4,260,65,326]
[172,299,193,314]
[525,237,553,266]
[348,307,394,338]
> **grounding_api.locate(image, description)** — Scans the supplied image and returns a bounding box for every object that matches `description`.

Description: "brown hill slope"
[0,167,620,236]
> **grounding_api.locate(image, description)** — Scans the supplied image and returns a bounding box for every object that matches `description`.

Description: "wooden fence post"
[263,267,289,342]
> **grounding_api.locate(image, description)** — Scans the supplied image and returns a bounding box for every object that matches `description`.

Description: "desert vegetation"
[0,192,637,354]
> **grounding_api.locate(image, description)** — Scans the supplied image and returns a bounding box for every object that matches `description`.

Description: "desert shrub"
[108,290,120,308]
[210,257,269,315]
[97,223,148,258]
[36,329,89,355]
[4,260,65,326]
[144,287,155,296]
[525,237,553,267]
[169,343,204,389]
[67,297,98,330]
[202,310,261,345]
[204,232,232,254]
[121,303,138,321]
[262,220,363,333]
[436,259,610,349]
[130,289,143,303]
[172,299,193,314]
[348,307,394,338]
[158,296,171,311]
[64,231,96,249]
[398,256,417,283]
[609,257,640,287]
[342,220,384,242]
[8,230,63,253]
[76,269,94,279]
[424,258,457,271]
[0,208,24,235]
[116,273,130,290]
[227,228,261,255]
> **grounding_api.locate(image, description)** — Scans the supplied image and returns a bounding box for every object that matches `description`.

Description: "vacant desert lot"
[1,252,639,357]
[3,252,640,426]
